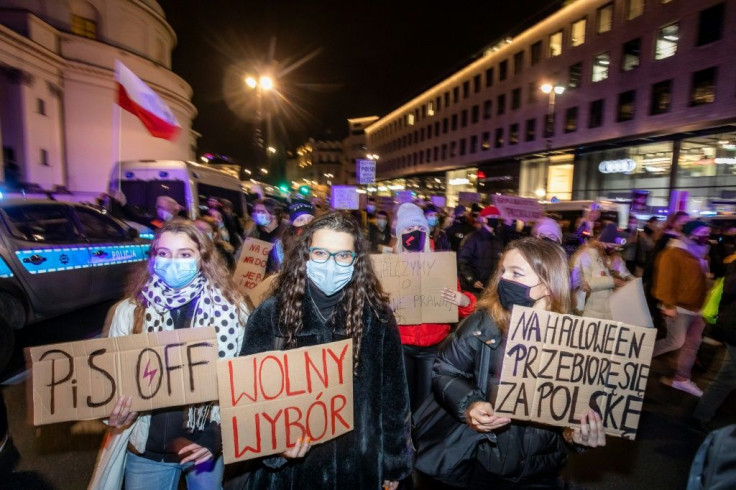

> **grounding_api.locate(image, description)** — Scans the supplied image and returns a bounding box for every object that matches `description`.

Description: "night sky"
[157,0,561,166]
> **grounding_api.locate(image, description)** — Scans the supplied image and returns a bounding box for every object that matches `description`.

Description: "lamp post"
[244,74,274,171]
[539,82,565,199]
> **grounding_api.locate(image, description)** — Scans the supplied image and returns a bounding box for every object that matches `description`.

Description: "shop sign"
[599,159,636,174]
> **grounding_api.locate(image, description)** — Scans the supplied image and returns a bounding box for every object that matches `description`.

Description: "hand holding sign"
[564,410,606,448]
[108,395,138,429]
[465,401,511,433]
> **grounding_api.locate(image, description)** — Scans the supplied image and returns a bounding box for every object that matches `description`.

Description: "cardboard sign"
[234,238,274,294]
[494,307,656,439]
[492,195,544,221]
[396,190,413,203]
[331,186,359,210]
[458,191,481,204]
[218,339,354,463]
[356,159,376,184]
[370,252,458,325]
[31,327,219,425]
[431,195,447,209]
[610,278,654,328]
[246,273,278,308]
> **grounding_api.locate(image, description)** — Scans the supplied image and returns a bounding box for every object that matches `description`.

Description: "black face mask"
[497,278,539,311]
[692,235,710,246]
[402,230,425,252]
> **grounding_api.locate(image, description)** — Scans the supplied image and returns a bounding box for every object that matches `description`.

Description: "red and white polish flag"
[114,60,181,141]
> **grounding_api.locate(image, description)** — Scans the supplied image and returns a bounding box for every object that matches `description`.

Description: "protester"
[394,203,476,411]
[245,198,285,273]
[458,205,504,295]
[193,216,235,271]
[433,238,605,488]
[279,200,315,261]
[446,205,475,252]
[622,215,640,274]
[90,220,248,489]
[652,219,711,397]
[206,208,231,245]
[424,204,451,251]
[368,209,392,252]
[532,217,563,244]
[219,198,244,249]
[570,222,633,319]
[238,212,413,489]
[636,217,659,275]
[156,196,185,225]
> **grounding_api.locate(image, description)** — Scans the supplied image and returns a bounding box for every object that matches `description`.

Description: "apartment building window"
[509,124,519,145]
[436,96,442,111]
[650,79,672,115]
[40,148,49,166]
[514,51,524,75]
[442,117,448,134]
[450,141,457,157]
[617,90,636,122]
[485,67,494,87]
[471,105,479,124]
[453,87,459,103]
[461,109,468,128]
[481,132,491,150]
[621,38,641,71]
[495,128,504,148]
[451,114,458,131]
[442,144,447,160]
[511,88,521,110]
[690,67,717,106]
[444,91,450,107]
[37,98,46,115]
[408,133,413,145]
[434,146,439,161]
[627,0,644,20]
[568,62,582,90]
[407,113,415,126]
[426,148,431,163]
[528,81,538,103]
[427,124,433,139]
[589,99,605,128]
[592,52,610,82]
[463,81,470,99]
[525,118,536,141]
[435,121,440,135]
[470,135,478,153]
[420,127,425,141]
[697,3,725,46]
[421,105,427,119]
[655,23,679,60]
[499,60,508,81]
[531,41,542,65]
[483,100,492,119]
[474,74,481,93]
[459,138,467,156]
[549,31,563,57]
[71,14,97,39]
[571,18,586,46]
[497,94,506,115]
[427,101,435,116]
[564,107,578,133]
[597,3,613,33]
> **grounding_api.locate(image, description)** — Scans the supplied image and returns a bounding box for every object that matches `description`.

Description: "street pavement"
[2,302,735,489]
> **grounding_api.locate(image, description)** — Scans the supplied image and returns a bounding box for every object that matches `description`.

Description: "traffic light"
[278,184,289,193]
[298,185,310,196]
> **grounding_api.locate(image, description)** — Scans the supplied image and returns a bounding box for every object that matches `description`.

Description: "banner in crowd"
[494,306,656,439]
[430,195,447,208]
[492,195,544,221]
[30,327,219,425]
[356,159,376,184]
[233,238,274,295]
[458,192,481,204]
[370,252,458,324]
[331,186,359,210]
[218,339,354,463]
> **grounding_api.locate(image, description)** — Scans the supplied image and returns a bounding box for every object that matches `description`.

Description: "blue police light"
[158,171,169,178]
[124,171,135,178]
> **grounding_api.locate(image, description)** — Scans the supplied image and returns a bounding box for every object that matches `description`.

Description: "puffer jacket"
[433,310,567,482]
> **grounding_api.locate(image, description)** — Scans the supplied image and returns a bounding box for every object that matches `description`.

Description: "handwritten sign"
[370,252,458,325]
[234,238,274,294]
[246,273,278,308]
[356,159,376,184]
[396,191,413,204]
[31,327,218,425]
[494,307,656,439]
[218,339,354,463]
[610,278,653,328]
[331,186,359,210]
[431,195,447,209]
[458,191,481,204]
[492,195,544,221]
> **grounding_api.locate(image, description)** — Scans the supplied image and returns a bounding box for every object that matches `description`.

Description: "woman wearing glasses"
[237,212,413,489]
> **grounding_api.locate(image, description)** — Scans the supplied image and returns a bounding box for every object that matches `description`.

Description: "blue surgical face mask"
[306,258,354,296]
[427,216,439,227]
[154,257,200,289]
[254,213,271,227]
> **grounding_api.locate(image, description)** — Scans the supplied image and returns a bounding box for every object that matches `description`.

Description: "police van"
[110,160,248,222]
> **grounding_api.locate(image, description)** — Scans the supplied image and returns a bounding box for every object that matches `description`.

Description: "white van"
[110,160,247,221]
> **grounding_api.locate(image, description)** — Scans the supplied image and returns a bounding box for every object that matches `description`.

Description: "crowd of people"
[72,192,736,488]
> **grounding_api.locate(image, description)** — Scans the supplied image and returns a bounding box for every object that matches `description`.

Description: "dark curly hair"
[272,211,390,369]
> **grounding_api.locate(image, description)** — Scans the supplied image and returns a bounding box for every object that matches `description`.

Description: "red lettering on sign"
[233,414,261,457]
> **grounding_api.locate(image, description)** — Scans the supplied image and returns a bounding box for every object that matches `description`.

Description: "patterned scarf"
[140,274,244,430]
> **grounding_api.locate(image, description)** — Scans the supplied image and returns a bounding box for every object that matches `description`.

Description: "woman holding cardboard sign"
[89,220,249,490]
[237,212,413,489]
[426,238,605,488]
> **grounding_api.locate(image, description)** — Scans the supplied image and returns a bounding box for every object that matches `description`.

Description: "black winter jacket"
[712,256,736,346]
[457,228,504,293]
[433,311,568,482]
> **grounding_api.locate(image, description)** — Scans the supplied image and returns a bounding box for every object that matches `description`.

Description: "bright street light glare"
[540,83,553,94]
[554,85,565,95]
[260,168,269,174]
[260,76,274,90]
[245,76,257,89]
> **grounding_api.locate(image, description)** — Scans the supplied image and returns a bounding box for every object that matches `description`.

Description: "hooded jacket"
[653,238,709,312]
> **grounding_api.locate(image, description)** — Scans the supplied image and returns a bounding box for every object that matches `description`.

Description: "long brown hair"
[476,237,571,334]
[126,219,244,333]
[272,211,390,368]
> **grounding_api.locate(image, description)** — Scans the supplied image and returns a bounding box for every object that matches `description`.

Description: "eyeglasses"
[309,247,357,267]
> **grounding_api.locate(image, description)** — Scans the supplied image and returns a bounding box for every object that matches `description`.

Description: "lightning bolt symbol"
[142,359,157,387]
[406,236,415,245]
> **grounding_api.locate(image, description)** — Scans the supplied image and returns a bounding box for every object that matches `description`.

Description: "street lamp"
[540,82,565,199]
[244,74,275,169]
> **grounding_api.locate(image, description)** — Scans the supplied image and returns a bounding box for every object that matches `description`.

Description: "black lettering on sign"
[509,310,541,342]
[87,348,116,407]
[39,349,74,415]
[165,343,185,396]
[186,342,213,392]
